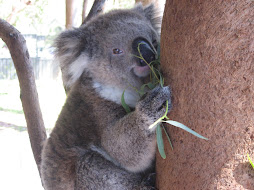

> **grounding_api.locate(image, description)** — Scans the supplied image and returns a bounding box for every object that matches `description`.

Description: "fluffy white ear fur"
[93,82,140,108]
[65,54,89,88]
[54,53,89,89]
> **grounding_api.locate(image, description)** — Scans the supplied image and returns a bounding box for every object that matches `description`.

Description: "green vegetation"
[247,154,254,169]
[0,107,23,114]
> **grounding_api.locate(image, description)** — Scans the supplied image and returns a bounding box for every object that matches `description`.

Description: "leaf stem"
[136,43,160,82]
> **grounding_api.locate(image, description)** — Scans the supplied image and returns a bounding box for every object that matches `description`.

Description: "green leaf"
[247,154,254,169]
[121,90,131,114]
[162,125,173,150]
[156,125,166,159]
[158,72,164,87]
[138,84,148,97]
[147,82,156,89]
[163,120,208,140]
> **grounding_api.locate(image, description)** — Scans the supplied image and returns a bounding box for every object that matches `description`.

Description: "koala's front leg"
[101,86,171,173]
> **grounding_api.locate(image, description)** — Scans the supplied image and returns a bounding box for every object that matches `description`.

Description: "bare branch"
[0,19,46,175]
[82,0,106,25]
[82,0,89,23]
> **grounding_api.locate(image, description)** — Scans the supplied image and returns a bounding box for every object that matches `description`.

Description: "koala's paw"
[140,186,157,190]
[142,173,156,187]
[137,86,172,124]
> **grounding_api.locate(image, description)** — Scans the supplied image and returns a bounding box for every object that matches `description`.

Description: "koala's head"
[54,4,161,106]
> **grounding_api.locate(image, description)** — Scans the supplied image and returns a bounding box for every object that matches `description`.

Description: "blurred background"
[0,0,165,189]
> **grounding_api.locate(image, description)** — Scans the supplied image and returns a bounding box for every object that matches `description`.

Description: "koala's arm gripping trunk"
[0,19,46,176]
[101,111,155,173]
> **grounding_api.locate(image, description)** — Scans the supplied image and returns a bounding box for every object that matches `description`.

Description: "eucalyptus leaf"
[163,120,208,140]
[121,90,131,114]
[147,82,156,89]
[138,84,148,97]
[156,125,166,159]
[162,125,173,150]
[247,154,254,169]
[159,73,164,87]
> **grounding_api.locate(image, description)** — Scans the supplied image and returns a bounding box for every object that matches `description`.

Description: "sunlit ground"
[0,79,66,190]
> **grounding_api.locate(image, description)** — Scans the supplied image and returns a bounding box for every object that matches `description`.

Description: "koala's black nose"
[132,38,156,67]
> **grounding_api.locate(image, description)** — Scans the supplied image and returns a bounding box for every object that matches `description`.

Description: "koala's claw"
[137,86,172,123]
[143,172,156,187]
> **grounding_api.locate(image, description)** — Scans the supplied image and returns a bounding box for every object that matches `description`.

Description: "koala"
[41,3,171,190]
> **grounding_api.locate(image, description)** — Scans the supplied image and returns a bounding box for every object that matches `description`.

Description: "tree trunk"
[66,0,75,28]
[157,1,254,189]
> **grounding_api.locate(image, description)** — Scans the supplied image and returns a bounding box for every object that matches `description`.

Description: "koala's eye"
[113,48,123,54]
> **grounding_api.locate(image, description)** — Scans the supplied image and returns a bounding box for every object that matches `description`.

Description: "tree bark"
[0,19,46,175]
[82,0,89,23]
[82,0,106,25]
[157,1,254,189]
[66,0,75,28]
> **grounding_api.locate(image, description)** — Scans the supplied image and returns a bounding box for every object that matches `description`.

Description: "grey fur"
[41,4,171,190]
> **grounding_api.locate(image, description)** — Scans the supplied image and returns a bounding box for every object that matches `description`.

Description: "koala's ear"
[143,4,155,22]
[54,28,89,91]
[134,3,162,34]
[54,29,82,61]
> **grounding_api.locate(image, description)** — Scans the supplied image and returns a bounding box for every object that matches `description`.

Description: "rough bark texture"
[157,1,254,189]
[0,19,46,175]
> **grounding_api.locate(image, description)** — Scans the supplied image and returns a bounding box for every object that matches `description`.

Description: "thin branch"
[0,19,46,175]
[82,0,89,23]
[6,0,32,23]
[82,0,106,25]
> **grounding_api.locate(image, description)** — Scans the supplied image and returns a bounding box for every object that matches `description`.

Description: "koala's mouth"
[133,65,150,77]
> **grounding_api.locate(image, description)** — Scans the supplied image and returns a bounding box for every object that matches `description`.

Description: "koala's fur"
[41,3,171,190]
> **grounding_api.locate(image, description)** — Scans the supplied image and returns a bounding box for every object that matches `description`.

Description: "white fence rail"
[0,34,55,80]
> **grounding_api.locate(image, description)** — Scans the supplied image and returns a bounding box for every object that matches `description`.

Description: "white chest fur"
[93,82,139,108]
